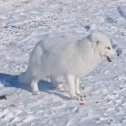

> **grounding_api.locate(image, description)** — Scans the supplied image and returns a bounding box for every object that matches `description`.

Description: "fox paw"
[76,92,86,98]
[32,90,40,95]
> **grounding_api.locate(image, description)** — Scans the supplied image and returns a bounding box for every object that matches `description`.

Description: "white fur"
[19,31,116,99]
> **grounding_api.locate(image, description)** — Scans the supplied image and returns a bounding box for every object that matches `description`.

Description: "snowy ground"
[0,0,126,125]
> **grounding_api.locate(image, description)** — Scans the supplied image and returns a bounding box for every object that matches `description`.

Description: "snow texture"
[0,0,126,126]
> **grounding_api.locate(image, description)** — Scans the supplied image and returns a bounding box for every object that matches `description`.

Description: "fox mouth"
[106,56,112,62]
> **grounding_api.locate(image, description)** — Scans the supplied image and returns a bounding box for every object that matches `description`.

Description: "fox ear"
[87,32,97,42]
[88,33,100,48]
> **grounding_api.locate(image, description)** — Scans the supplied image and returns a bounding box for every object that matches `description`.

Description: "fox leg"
[31,78,40,95]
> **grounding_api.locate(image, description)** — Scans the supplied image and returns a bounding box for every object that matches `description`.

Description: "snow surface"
[0,0,126,126]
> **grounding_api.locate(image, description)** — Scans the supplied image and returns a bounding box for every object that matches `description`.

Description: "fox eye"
[107,47,111,50]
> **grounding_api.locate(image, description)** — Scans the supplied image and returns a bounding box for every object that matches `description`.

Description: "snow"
[0,0,126,125]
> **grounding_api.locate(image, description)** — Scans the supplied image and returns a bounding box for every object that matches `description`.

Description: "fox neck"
[93,47,102,63]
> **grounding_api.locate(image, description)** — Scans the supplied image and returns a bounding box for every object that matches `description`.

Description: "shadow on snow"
[0,73,70,100]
